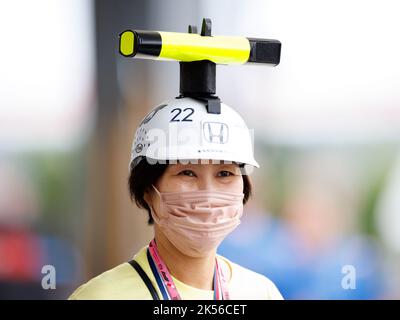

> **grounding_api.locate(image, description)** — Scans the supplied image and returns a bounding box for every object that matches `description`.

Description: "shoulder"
[69,247,153,300]
[218,255,284,300]
[68,263,142,300]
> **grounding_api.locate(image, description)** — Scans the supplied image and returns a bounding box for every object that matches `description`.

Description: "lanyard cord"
[146,239,229,300]
[146,249,171,300]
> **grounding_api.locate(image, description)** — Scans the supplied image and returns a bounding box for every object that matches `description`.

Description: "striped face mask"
[149,185,244,258]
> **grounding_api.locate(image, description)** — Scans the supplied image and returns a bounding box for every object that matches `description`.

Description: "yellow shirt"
[69,245,283,300]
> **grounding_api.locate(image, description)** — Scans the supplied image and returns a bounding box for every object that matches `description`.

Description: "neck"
[153,226,216,291]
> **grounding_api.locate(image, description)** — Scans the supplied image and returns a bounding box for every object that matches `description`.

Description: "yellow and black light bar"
[119,28,281,66]
[119,18,281,114]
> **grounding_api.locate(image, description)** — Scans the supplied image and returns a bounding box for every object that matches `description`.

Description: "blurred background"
[1,0,399,299]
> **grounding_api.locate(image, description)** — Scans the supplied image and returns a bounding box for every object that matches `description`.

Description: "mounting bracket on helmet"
[179,19,220,114]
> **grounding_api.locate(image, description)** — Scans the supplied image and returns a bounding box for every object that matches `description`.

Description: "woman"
[69,98,283,300]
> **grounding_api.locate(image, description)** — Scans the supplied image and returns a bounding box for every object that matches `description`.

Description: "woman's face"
[146,162,243,206]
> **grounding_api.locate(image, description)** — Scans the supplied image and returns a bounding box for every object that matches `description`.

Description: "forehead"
[167,161,239,170]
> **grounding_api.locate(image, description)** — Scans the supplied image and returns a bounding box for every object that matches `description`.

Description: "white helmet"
[129,97,259,170]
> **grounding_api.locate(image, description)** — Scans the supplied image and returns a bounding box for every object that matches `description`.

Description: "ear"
[143,189,153,207]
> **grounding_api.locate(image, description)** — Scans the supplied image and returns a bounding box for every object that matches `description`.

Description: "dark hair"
[128,160,252,225]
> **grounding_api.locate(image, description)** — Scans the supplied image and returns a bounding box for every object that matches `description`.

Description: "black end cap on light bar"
[119,30,162,58]
[135,30,162,57]
[247,38,281,65]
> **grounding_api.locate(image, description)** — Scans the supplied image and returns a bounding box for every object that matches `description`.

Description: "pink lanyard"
[147,239,230,300]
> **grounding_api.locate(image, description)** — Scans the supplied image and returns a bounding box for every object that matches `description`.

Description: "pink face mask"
[149,186,244,258]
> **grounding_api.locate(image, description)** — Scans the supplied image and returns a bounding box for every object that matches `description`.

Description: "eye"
[217,170,235,177]
[178,170,197,177]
